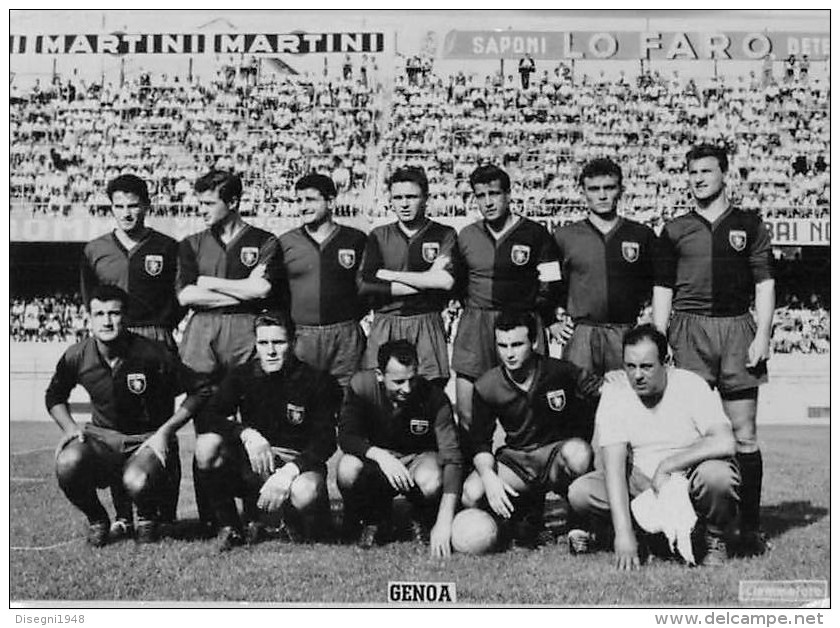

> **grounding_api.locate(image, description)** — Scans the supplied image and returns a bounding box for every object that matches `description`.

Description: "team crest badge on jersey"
[546,389,566,412]
[729,230,747,252]
[621,242,640,263]
[422,242,440,263]
[287,403,305,425]
[127,373,147,395]
[511,244,531,266]
[240,247,259,267]
[338,249,356,269]
[144,255,163,276]
[410,419,430,435]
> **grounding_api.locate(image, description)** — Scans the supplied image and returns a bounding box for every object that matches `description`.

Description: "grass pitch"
[10,422,830,606]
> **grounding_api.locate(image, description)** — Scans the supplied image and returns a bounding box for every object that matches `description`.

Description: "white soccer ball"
[451,508,499,555]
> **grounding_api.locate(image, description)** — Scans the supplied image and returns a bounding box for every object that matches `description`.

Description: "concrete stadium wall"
[12,341,829,425]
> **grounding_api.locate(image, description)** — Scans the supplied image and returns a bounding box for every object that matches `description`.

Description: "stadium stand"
[10,69,379,219]
[381,66,829,226]
[9,59,830,352]
[10,64,829,225]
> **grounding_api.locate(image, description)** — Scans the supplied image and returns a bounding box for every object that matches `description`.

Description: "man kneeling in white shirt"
[567,324,740,569]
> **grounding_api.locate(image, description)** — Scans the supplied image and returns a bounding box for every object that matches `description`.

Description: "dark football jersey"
[554,218,656,324]
[176,223,284,314]
[45,334,207,434]
[278,224,367,326]
[457,217,560,323]
[470,355,599,453]
[655,207,774,316]
[358,220,458,315]
[338,369,462,468]
[81,229,181,328]
[200,356,341,474]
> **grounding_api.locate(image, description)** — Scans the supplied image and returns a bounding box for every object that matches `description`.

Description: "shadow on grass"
[761,500,828,540]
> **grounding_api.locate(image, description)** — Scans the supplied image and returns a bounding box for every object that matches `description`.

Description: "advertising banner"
[442,30,829,61]
[9,32,385,55]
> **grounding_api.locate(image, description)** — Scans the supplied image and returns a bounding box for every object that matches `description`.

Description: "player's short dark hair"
[254,310,295,339]
[195,170,243,205]
[295,173,337,201]
[469,164,511,193]
[494,309,537,343]
[685,144,729,173]
[579,158,623,187]
[377,339,418,373]
[622,324,668,364]
[106,174,150,206]
[389,166,429,197]
[87,284,129,309]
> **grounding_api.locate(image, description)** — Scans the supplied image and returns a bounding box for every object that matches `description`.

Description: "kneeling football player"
[337,340,463,557]
[193,311,342,551]
[461,310,601,548]
[46,285,210,547]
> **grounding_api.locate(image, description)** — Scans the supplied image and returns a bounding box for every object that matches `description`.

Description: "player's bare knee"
[122,465,150,501]
[289,474,323,511]
[336,454,365,490]
[55,441,87,481]
[566,477,587,513]
[194,433,225,470]
[560,438,593,478]
[734,434,758,454]
[413,460,442,500]
[461,473,484,508]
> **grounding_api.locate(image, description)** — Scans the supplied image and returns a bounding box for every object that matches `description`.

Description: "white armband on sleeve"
[537,261,562,282]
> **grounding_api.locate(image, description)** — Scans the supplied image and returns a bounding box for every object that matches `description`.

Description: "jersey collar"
[585,215,623,241]
[302,223,340,250]
[500,353,543,398]
[690,204,735,230]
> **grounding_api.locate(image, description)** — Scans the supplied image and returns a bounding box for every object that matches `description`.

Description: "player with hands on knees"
[47,285,210,547]
[337,340,463,557]
[193,311,341,551]
[462,310,601,550]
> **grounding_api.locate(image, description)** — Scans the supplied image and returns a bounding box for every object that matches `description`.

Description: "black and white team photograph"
[7,7,831,615]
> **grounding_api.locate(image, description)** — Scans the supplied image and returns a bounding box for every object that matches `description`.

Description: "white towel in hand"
[631,474,697,565]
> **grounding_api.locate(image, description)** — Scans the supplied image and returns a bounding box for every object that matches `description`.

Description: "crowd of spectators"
[9,58,829,228]
[381,63,829,227]
[10,64,378,219]
[9,295,89,343]
[771,295,830,354]
[10,291,830,354]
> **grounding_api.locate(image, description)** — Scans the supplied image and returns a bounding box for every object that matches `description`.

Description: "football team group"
[46,143,773,568]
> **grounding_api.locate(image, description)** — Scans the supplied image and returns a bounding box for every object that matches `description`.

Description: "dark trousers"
[568,460,741,536]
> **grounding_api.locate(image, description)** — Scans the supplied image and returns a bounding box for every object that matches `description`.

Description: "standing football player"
[193,311,342,551]
[652,144,775,556]
[358,166,458,388]
[278,174,367,387]
[553,158,657,486]
[46,285,209,546]
[337,340,463,557]
[177,170,284,530]
[461,310,601,548]
[553,158,656,376]
[452,165,563,437]
[80,174,184,537]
